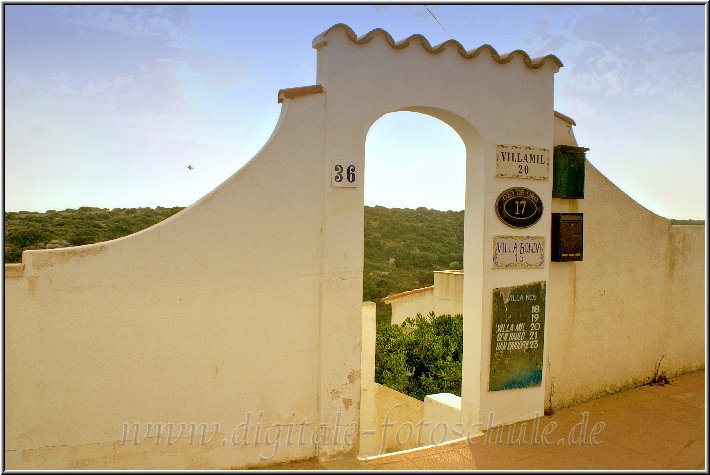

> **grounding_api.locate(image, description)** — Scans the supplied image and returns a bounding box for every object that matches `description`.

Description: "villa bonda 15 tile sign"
[496,145,550,180]
[489,281,546,391]
[495,187,543,228]
[493,235,545,268]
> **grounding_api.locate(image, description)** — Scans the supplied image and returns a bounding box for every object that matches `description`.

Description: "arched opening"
[360,110,469,455]
[363,111,466,323]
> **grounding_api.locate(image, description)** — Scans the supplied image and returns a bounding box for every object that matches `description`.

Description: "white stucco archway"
[363,108,470,254]
[359,108,472,456]
[6,23,567,468]
[7,21,704,472]
[312,24,560,454]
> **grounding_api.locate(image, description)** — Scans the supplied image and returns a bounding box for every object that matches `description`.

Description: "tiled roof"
[554,111,576,126]
[382,285,434,302]
[277,85,324,104]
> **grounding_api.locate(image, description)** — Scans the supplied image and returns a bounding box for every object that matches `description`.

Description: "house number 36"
[331,162,357,187]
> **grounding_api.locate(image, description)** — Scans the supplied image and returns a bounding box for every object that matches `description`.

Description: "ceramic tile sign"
[493,235,545,268]
[496,145,550,180]
[495,187,543,228]
[489,281,546,392]
[331,161,357,187]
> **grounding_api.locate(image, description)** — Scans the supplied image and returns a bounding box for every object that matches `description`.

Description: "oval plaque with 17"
[495,187,543,228]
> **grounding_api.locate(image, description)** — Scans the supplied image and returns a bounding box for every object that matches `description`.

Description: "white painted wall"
[385,271,464,325]
[383,163,706,416]
[385,287,435,325]
[546,162,705,409]
[553,112,578,147]
[379,113,705,415]
[5,93,332,469]
[7,23,700,469]
[421,393,465,445]
[5,23,570,469]
[313,24,561,433]
[433,270,464,316]
[360,383,425,456]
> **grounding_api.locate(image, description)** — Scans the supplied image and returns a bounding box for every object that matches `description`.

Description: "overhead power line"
[424,5,451,37]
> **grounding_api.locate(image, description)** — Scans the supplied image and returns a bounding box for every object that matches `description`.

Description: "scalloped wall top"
[313,23,563,71]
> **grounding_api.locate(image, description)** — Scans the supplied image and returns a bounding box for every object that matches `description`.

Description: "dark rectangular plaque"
[489,281,546,391]
[551,213,583,261]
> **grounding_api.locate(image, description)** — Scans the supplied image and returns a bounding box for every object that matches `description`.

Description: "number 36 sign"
[331,161,357,187]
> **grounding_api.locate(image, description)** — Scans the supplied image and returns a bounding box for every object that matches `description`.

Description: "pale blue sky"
[3,5,706,219]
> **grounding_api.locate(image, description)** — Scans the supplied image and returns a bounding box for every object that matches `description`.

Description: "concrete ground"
[261,370,705,470]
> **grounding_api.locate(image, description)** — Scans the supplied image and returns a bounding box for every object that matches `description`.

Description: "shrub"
[375,312,463,400]
[4,207,185,262]
[6,226,48,248]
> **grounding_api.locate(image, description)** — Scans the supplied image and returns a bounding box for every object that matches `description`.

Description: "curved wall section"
[5,93,328,469]
[547,161,705,409]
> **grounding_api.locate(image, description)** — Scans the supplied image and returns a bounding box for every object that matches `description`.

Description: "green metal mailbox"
[552,145,588,199]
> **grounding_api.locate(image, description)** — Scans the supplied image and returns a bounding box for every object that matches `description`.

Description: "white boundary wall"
[546,162,705,409]
[5,92,333,469]
[6,23,700,470]
[9,21,557,468]
[379,116,706,412]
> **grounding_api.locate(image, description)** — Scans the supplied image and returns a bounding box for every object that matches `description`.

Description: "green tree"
[375,312,464,400]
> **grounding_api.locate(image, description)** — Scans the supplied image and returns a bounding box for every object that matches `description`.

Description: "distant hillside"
[363,206,463,321]
[670,219,705,225]
[4,205,464,322]
[4,207,184,263]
